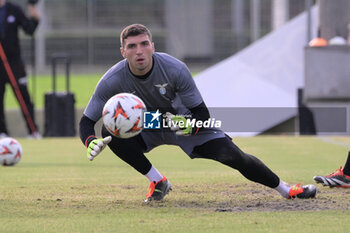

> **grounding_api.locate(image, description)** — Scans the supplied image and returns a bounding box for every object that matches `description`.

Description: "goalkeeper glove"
[87,136,112,161]
[165,112,192,136]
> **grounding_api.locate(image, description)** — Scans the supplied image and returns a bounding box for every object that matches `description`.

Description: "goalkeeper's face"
[121,34,155,76]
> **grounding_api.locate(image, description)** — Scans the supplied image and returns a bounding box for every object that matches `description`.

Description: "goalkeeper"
[79,24,317,202]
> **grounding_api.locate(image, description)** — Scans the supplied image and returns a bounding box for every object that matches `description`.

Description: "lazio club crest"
[155,83,168,95]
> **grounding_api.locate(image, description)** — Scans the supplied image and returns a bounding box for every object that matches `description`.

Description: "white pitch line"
[318,137,350,148]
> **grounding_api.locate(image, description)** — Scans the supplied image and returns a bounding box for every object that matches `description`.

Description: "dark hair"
[120,24,152,48]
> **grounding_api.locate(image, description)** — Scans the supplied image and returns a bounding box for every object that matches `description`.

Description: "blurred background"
[14,0,310,73]
[5,0,350,137]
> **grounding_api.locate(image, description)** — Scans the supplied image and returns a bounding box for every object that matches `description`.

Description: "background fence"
[13,0,310,72]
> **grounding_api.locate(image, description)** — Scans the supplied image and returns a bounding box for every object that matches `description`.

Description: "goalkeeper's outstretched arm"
[188,101,211,135]
[166,101,211,136]
[189,101,210,123]
[79,114,112,161]
[79,114,98,147]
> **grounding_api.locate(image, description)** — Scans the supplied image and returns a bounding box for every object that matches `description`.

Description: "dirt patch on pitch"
[213,184,350,212]
[145,183,350,212]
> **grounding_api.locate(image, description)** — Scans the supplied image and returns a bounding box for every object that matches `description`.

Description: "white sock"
[145,166,163,183]
[274,180,291,198]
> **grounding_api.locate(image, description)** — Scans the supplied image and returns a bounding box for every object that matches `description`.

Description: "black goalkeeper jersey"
[0,2,38,58]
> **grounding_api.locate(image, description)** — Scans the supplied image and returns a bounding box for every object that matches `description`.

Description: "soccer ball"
[102,93,146,138]
[0,137,23,166]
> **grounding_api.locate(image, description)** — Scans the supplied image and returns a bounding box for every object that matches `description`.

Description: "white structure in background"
[195,6,318,136]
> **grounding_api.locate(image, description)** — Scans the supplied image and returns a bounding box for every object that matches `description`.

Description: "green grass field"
[4,74,101,109]
[1,136,350,233]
